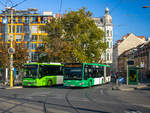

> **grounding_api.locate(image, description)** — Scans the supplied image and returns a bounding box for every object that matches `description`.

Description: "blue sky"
[0,0,150,43]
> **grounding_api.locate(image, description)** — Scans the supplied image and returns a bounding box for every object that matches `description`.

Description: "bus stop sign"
[8,47,15,54]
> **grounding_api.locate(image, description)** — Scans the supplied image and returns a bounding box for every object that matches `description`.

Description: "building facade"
[113,33,146,74]
[0,8,53,62]
[94,8,113,65]
[118,39,150,80]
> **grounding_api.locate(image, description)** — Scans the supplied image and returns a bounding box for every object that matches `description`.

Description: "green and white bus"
[64,63,111,87]
[22,63,64,87]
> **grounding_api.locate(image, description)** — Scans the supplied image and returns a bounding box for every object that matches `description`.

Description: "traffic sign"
[8,47,15,54]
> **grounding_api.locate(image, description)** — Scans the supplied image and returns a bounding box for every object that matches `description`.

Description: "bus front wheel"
[48,80,52,87]
[88,81,92,87]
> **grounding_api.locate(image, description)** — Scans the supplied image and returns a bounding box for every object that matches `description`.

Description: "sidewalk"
[0,85,22,89]
[112,83,150,91]
[0,82,22,89]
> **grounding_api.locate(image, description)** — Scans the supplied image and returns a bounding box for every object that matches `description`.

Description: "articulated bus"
[22,63,64,87]
[63,63,111,87]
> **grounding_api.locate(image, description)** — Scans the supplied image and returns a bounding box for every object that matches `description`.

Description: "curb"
[135,85,148,89]
[119,87,135,91]
[5,86,23,89]
[112,86,135,91]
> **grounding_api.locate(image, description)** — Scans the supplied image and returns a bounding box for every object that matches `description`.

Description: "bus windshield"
[64,64,82,80]
[23,65,38,78]
[39,65,63,77]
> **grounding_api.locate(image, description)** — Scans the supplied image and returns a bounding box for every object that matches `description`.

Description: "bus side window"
[84,67,88,80]
[88,68,93,78]
[93,69,97,78]
[98,67,104,77]
[106,67,110,76]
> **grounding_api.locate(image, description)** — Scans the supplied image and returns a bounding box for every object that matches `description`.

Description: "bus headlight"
[80,82,84,85]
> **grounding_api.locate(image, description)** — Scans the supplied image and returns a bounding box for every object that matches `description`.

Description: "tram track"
[83,85,145,113]
[65,89,81,113]
[43,88,81,113]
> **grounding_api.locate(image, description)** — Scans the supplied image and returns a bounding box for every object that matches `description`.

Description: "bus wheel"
[48,80,52,87]
[88,81,92,88]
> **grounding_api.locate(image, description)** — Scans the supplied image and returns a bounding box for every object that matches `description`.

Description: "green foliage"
[39,7,106,63]
[0,42,28,69]
[0,42,9,68]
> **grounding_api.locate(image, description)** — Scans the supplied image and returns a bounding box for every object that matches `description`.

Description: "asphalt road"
[0,83,150,113]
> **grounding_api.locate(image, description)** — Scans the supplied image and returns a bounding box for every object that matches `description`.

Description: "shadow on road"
[0,94,111,113]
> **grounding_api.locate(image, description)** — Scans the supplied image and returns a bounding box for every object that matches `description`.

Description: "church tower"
[103,8,113,64]
[93,8,113,65]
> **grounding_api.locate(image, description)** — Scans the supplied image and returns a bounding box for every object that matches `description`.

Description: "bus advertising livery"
[22,63,64,87]
[64,63,111,87]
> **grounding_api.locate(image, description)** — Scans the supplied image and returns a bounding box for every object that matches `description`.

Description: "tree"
[0,41,28,80]
[0,42,9,68]
[39,7,106,63]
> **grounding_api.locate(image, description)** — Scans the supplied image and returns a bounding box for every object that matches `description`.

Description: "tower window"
[107,30,109,36]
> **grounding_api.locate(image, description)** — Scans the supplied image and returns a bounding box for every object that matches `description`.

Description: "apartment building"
[0,8,53,62]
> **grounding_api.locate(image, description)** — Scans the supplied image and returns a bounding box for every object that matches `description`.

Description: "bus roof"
[64,63,110,67]
[24,62,64,66]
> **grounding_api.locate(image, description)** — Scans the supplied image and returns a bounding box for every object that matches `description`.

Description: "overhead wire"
[59,0,62,14]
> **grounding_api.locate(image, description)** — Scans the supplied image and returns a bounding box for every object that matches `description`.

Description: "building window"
[18,17,22,23]
[39,25,45,33]
[24,35,30,41]
[25,16,29,23]
[16,35,22,41]
[1,24,5,33]
[31,35,37,41]
[107,41,109,48]
[31,52,38,62]
[24,25,30,33]
[16,25,23,33]
[107,53,110,61]
[110,30,112,37]
[110,41,112,48]
[32,16,38,23]
[107,30,109,37]
[31,25,38,33]
[31,43,37,50]
[38,43,44,47]
[13,17,16,23]
[9,25,15,33]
